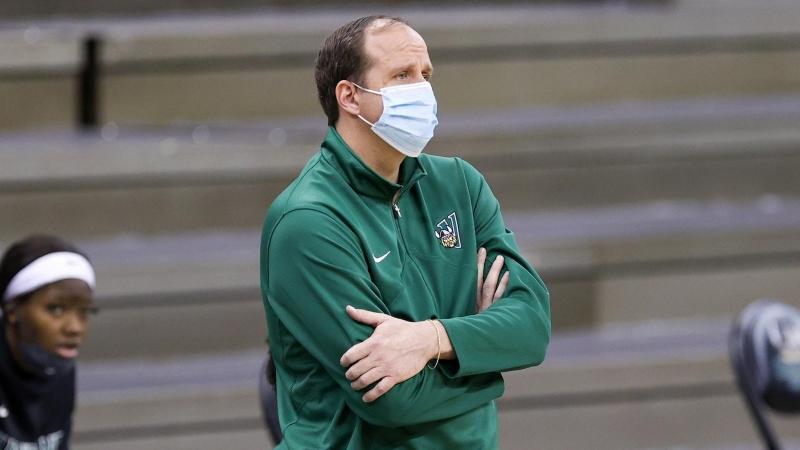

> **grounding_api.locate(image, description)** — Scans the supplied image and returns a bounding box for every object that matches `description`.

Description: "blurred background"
[2,0,800,448]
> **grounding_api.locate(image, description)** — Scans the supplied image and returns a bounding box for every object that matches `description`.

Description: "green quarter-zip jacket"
[260,127,551,449]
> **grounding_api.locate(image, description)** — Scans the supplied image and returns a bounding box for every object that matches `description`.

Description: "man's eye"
[396,72,408,80]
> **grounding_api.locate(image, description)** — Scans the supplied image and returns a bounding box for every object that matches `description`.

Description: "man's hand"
[340,306,436,403]
[476,247,510,313]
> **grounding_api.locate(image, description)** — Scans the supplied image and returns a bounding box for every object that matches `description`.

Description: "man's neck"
[336,120,405,184]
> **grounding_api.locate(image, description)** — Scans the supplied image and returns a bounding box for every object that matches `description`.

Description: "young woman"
[0,235,97,449]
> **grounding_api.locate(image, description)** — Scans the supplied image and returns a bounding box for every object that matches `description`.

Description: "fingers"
[346,305,389,327]
[350,366,384,391]
[344,355,374,381]
[340,340,370,367]
[346,360,395,401]
[362,376,396,403]
[475,247,487,310]
[494,271,510,300]
[480,255,504,312]
[478,290,491,313]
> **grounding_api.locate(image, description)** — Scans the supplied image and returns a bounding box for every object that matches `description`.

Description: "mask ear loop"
[357,115,376,128]
[351,82,383,127]
[352,82,382,96]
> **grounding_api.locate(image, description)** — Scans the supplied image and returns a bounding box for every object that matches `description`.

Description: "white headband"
[3,252,95,302]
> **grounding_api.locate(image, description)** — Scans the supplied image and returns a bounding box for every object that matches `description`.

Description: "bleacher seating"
[3,1,800,131]
[2,1,800,448]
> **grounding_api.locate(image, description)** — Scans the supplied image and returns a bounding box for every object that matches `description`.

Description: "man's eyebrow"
[386,62,435,76]
[387,62,414,73]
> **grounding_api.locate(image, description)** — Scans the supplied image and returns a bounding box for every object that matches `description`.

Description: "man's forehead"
[366,18,415,36]
[364,20,430,62]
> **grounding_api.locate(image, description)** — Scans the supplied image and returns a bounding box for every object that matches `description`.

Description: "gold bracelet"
[427,320,441,369]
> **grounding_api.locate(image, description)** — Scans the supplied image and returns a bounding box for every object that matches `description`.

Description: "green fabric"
[260,127,551,449]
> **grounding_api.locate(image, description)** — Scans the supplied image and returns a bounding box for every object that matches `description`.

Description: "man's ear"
[336,80,360,118]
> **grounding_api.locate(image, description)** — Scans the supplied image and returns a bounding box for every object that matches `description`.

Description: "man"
[260,15,551,449]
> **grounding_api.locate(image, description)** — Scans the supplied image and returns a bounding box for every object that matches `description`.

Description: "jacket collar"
[321,127,427,200]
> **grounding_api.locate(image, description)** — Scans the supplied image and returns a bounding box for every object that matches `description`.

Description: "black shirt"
[0,324,73,450]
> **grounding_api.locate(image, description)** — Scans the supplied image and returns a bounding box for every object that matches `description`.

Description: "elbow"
[513,330,548,370]
[527,327,550,366]
[505,320,550,372]
[524,296,551,367]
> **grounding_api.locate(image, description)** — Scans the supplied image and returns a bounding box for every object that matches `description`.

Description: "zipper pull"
[393,203,402,218]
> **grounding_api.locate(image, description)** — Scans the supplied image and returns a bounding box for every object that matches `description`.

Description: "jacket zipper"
[391,189,404,247]
[392,190,402,218]
[391,190,406,269]
[391,187,438,311]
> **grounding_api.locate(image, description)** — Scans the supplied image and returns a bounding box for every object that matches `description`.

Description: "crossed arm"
[341,248,509,402]
[340,162,550,402]
[265,209,506,427]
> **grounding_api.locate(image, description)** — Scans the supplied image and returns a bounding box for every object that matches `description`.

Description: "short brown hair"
[314,15,408,127]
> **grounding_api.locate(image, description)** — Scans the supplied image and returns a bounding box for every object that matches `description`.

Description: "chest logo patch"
[434,212,461,249]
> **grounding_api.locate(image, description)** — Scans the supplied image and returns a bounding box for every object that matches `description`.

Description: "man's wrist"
[425,320,441,369]
[431,320,455,361]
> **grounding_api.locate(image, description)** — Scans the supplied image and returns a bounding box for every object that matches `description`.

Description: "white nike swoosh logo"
[372,251,391,263]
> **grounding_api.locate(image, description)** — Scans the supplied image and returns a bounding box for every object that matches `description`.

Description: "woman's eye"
[396,72,408,80]
[47,304,65,316]
[82,306,100,317]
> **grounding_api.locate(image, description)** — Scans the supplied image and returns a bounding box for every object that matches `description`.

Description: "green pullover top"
[260,127,551,449]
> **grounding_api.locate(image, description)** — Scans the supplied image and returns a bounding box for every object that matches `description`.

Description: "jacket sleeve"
[263,208,504,428]
[437,159,551,378]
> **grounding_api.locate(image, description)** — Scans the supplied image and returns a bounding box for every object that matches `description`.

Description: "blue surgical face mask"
[354,81,438,158]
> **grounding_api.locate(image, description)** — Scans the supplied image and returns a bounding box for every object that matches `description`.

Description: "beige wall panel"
[79,299,266,361]
[597,265,800,324]
[504,358,731,399]
[99,51,800,125]
[435,51,800,113]
[102,68,321,125]
[499,395,799,450]
[75,388,258,431]
[2,153,799,242]
[74,430,270,450]
[0,77,73,131]
[0,179,291,242]
[545,278,597,330]
[481,155,800,212]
